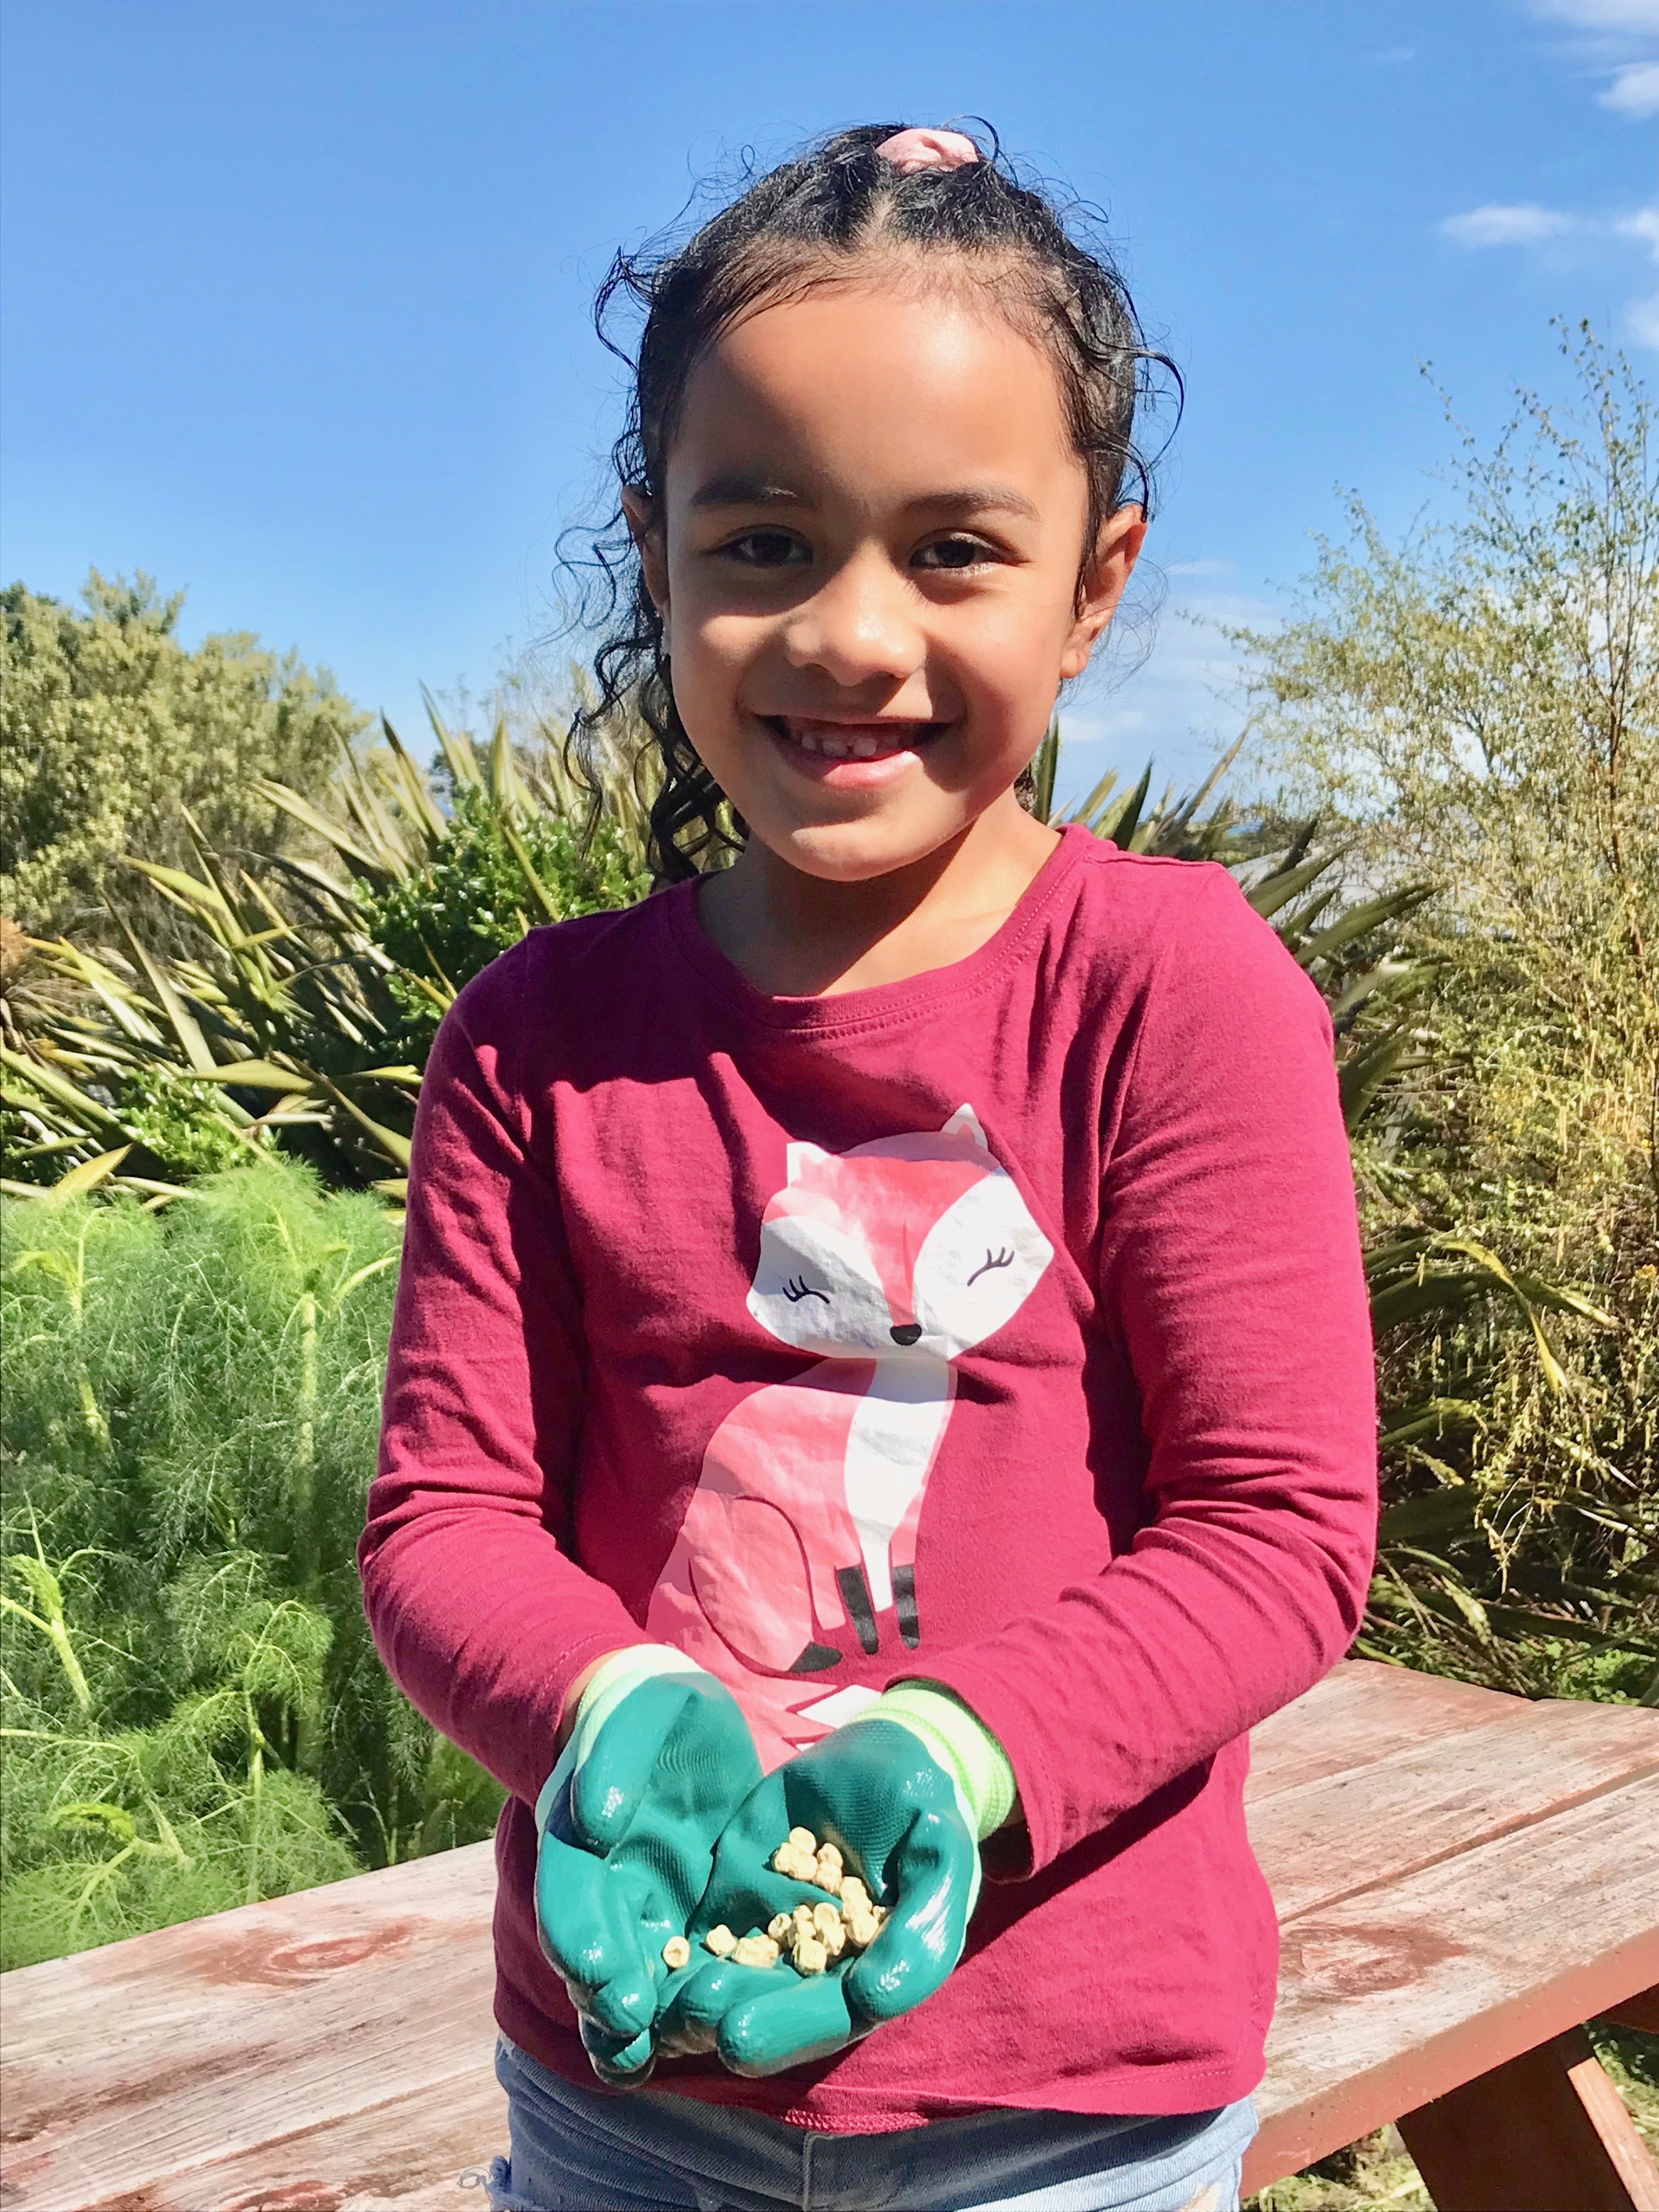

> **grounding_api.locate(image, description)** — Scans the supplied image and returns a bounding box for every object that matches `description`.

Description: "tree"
[1239,324,1657,1697]
[1,571,368,944]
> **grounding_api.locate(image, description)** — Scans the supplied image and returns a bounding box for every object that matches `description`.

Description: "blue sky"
[3,0,1654,798]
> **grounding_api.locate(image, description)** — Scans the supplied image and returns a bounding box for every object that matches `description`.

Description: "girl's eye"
[915,534,998,572]
[722,531,810,568]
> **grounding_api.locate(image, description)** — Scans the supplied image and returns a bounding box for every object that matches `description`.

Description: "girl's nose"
[781,548,924,688]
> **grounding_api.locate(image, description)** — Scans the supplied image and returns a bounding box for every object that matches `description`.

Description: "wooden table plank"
[1396,2027,1659,2212]
[1246,1660,1525,1801]
[2,1847,500,2212]
[36,2073,510,2212]
[1248,1692,1659,1922]
[1245,1770,1659,2191]
[7,1661,1658,2211]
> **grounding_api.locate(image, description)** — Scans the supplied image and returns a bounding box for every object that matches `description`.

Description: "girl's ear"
[621,486,672,634]
[1059,505,1146,681]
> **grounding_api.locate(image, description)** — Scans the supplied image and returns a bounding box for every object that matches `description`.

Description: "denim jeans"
[476,2036,1256,2212]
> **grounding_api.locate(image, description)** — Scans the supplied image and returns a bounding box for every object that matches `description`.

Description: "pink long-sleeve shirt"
[361,825,1378,2133]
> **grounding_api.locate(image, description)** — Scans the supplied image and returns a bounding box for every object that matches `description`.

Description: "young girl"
[363,123,1376,2212]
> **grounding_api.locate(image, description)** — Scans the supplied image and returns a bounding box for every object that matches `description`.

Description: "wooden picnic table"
[4,1658,1657,2212]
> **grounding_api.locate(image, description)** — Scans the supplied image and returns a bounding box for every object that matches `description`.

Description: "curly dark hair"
[565,122,1177,883]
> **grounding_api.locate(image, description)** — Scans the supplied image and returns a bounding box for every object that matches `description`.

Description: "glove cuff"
[577,1643,709,1720]
[865,1681,1019,1842]
[536,1645,708,1832]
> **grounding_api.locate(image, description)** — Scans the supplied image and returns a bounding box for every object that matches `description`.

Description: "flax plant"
[1,703,650,1196]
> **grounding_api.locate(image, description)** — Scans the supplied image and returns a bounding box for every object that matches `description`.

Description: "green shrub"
[362,782,649,1060]
[1,712,652,1193]
[1,571,368,947]
[0,1158,502,1967]
[1241,325,1658,1700]
[114,1067,269,1180]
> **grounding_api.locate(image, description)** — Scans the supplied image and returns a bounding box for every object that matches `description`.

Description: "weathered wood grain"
[6,1661,1658,2210]
[1248,1692,1659,1922]
[1246,1659,1518,1802]
[2,1846,500,2212]
[1245,1770,1659,2192]
[47,2071,509,2212]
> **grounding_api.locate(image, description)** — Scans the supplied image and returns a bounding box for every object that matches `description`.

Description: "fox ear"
[941,1104,989,1149]
[786,1141,831,1183]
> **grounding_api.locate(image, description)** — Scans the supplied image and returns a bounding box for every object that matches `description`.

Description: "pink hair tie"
[873,128,981,175]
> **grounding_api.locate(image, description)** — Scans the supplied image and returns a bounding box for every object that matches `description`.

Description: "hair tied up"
[872,127,983,174]
[561,120,1180,883]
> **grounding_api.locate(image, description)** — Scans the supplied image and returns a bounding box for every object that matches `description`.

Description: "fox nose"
[889,1322,923,1346]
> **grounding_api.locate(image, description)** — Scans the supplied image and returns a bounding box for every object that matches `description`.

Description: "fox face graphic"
[645,1105,1053,1767]
[750,1105,1053,1361]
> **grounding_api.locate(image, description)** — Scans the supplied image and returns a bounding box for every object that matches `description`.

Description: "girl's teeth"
[780,719,924,760]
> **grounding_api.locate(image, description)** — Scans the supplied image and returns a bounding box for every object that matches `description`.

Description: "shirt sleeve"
[890,869,1378,1875]
[358,946,648,1808]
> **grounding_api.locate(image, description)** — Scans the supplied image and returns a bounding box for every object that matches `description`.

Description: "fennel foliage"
[0,1158,501,1970]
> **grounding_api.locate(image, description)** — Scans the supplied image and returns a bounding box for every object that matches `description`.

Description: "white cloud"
[1441,203,1576,246]
[1527,0,1659,112]
[1530,0,1659,29]
[1600,57,1659,105]
[1436,199,1659,346]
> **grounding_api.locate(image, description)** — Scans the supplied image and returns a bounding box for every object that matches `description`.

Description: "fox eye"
[966,1247,1014,1285]
[782,1276,831,1305]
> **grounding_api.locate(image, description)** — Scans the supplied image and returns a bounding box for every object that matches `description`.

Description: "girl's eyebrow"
[689,473,1040,522]
[917,485,1041,523]
[690,471,809,510]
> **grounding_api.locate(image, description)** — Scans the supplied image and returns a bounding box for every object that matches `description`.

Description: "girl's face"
[631,277,1143,884]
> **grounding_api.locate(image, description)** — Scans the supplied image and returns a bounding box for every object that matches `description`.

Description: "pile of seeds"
[686,1827,890,1978]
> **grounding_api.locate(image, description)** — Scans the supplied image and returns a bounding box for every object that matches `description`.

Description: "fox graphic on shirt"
[644,1104,1053,1767]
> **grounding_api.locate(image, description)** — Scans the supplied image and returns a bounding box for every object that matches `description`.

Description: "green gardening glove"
[659,1684,1016,2078]
[534,1646,763,2085]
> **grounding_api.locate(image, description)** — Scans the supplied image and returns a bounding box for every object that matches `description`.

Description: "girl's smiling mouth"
[763,715,947,778]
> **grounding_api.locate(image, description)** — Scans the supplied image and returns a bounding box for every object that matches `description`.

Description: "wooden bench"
[4,1659,1657,2212]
